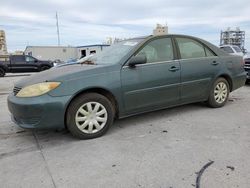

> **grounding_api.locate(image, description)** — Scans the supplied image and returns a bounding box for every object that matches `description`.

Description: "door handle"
[169,66,179,72]
[211,61,219,65]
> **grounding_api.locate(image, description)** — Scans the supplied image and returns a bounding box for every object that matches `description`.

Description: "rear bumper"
[8,93,71,129]
[232,71,247,90]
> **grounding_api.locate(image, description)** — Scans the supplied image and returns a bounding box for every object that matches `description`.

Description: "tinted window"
[205,47,216,57]
[136,38,174,63]
[11,55,25,62]
[220,46,234,53]
[25,56,36,62]
[176,38,206,59]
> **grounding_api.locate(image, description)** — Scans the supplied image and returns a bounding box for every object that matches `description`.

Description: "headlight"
[16,82,61,97]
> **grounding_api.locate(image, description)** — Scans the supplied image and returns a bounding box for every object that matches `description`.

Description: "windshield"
[77,39,143,65]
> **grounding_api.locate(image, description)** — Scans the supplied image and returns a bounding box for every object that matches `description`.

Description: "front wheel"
[207,78,230,108]
[40,66,50,71]
[66,93,115,139]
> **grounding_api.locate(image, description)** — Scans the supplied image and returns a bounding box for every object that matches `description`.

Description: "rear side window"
[11,55,25,62]
[176,38,206,59]
[220,46,234,53]
[136,37,174,63]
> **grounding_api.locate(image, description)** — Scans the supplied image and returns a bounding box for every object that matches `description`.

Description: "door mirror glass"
[128,54,147,67]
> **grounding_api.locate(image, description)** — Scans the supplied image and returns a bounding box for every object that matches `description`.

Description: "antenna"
[56,12,60,46]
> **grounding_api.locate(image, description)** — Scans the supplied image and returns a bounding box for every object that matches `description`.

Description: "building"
[77,44,110,58]
[220,27,246,51]
[0,30,8,55]
[24,46,77,61]
[153,24,168,35]
[24,44,110,61]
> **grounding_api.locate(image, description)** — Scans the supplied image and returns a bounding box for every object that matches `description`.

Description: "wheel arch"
[64,87,119,128]
[0,64,8,71]
[217,74,233,92]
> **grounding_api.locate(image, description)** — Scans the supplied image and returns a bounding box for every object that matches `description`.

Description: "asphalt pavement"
[0,73,250,188]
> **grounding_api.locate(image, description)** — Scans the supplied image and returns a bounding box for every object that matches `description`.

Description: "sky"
[1,0,250,52]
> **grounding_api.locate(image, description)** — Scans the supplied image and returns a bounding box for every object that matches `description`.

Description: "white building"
[24,44,110,61]
[0,30,8,55]
[77,44,110,58]
[153,24,168,35]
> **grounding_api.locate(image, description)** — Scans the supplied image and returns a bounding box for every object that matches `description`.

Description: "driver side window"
[136,38,174,63]
[25,56,35,62]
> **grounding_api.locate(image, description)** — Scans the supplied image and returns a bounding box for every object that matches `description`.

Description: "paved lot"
[0,73,250,188]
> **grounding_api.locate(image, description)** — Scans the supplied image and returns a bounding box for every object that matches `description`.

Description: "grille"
[13,87,22,96]
[244,58,250,62]
[244,59,250,70]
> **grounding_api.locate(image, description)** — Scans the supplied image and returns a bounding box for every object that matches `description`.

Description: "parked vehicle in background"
[8,34,246,139]
[220,45,244,56]
[52,59,65,67]
[0,55,54,77]
[244,52,250,82]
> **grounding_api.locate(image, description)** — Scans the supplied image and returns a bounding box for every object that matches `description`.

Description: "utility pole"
[56,12,60,46]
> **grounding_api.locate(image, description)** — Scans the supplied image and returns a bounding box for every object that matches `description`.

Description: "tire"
[66,93,115,139]
[207,77,229,108]
[246,79,250,85]
[0,68,5,77]
[40,66,50,71]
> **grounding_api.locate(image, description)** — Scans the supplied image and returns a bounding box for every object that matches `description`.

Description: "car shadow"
[25,102,208,150]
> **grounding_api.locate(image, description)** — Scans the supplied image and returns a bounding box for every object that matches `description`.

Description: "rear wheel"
[0,68,5,77]
[207,78,229,108]
[66,93,115,139]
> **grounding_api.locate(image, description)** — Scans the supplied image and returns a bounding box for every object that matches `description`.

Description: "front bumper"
[245,69,250,80]
[7,93,71,129]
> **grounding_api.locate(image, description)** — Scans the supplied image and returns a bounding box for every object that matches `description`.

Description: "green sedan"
[8,34,246,139]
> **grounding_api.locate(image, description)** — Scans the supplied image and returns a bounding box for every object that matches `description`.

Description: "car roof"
[126,34,228,56]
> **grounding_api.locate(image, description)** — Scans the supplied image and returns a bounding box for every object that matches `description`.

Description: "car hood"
[15,63,112,88]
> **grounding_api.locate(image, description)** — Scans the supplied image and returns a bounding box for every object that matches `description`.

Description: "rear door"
[121,37,181,114]
[174,37,221,103]
[10,55,26,72]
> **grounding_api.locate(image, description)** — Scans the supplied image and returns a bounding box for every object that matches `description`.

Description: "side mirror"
[128,54,147,67]
[34,59,38,63]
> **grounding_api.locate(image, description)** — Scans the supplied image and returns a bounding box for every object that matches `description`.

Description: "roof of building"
[77,44,110,48]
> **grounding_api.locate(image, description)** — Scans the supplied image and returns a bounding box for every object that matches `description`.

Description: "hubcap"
[214,82,228,104]
[75,102,108,134]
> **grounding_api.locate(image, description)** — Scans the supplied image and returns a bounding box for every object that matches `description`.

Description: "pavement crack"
[195,160,214,188]
[33,131,57,188]
[0,146,38,160]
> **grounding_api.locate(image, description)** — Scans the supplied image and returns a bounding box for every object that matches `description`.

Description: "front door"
[121,37,181,114]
